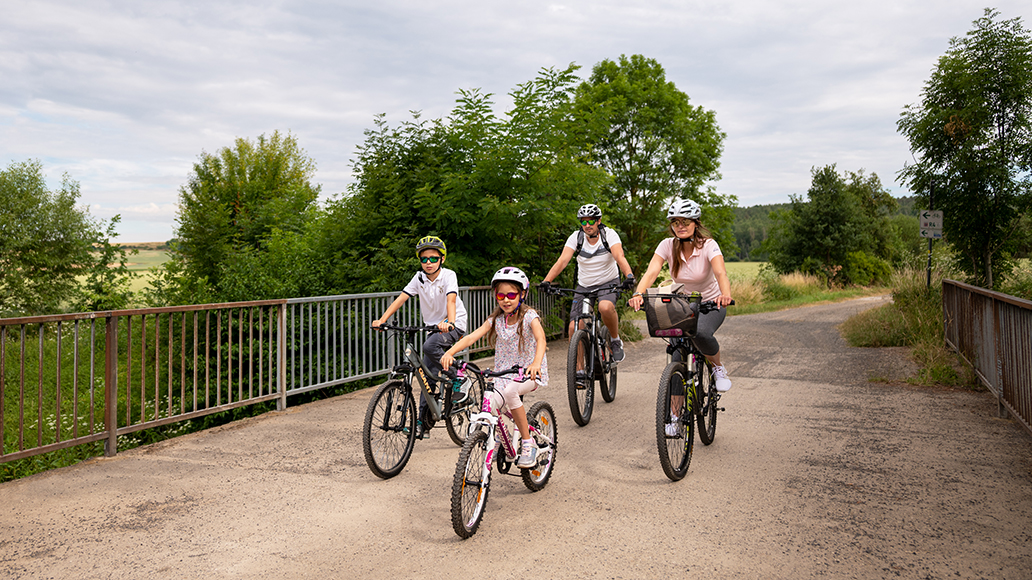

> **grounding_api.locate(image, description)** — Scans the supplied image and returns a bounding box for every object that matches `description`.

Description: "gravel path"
[2,295,1030,579]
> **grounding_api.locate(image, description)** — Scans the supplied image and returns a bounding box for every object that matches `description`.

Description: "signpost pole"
[927,183,933,290]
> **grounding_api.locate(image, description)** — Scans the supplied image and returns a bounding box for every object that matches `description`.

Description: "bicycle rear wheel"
[362,380,417,479]
[451,429,492,538]
[695,356,718,445]
[598,327,617,403]
[522,401,558,491]
[656,362,694,481]
[445,363,486,446]
[566,329,594,426]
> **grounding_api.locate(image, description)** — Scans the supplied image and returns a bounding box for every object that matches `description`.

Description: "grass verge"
[841,263,978,389]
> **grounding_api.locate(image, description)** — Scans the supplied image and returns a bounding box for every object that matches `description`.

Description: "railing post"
[278,303,287,411]
[104,315,118,457]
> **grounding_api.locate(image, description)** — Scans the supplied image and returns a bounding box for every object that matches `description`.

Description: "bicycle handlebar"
[441,363,529,383]
[698,299,735,314]
[544,283,622,298]
[372,323,440,334]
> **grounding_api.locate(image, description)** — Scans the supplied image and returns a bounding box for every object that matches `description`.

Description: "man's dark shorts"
[569,277,621,322]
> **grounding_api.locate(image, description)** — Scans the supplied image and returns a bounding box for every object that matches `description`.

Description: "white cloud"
[2,0,1030,241]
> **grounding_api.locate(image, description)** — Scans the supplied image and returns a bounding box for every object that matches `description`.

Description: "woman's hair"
[487,282,531,352]
[669,219,714,280]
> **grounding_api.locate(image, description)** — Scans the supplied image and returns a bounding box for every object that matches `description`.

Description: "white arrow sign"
[920,210,943,221]
[920,228,943,239]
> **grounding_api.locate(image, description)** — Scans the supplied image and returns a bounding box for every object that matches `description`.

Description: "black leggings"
[669,307,726,397]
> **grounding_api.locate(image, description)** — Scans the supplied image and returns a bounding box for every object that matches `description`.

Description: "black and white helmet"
[577,204,602,219]
[667,198,702,221]
[491,266,530,291]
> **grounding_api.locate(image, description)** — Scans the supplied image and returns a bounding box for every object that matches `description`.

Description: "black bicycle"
[361,324,485,479]
[548,284,622,426]
[642,292,732,481]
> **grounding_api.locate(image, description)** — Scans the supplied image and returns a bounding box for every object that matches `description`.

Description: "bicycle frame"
[381,325,449,422]
[459,366,549,470]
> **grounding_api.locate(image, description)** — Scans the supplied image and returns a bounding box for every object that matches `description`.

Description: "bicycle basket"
[643,290,701,338]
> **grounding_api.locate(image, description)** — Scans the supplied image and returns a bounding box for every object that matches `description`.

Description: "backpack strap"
[573,225,611,258]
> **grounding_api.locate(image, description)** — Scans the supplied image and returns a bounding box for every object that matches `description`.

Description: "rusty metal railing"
[1,287,561,464]
[943,279,1032,436]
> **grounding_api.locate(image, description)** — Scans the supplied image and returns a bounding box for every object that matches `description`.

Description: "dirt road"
[2,296,1030,579]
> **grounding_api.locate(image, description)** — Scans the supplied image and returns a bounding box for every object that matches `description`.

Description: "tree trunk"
[986,248,993,290]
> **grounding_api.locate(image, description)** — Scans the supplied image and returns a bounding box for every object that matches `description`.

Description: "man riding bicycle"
[540,204,635,369]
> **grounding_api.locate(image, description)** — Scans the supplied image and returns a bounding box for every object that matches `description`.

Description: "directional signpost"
[920,209,944,289]
[920,210,943,239]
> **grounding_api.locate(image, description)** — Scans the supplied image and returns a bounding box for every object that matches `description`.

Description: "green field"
[724,261,763,280]
[125,249,170,293]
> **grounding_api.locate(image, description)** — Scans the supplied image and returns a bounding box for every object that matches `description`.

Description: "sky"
[3,1,1030,242]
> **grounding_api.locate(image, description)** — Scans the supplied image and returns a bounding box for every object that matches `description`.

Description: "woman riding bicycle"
[627,198,734,393]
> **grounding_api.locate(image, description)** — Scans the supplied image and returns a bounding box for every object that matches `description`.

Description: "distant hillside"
[118,242,170,251]
[730,196,918,262]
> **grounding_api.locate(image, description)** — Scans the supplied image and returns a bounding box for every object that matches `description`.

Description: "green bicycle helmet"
[415,236,447,262]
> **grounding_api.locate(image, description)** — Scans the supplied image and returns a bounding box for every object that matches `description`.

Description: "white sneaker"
[517,440,538,468]
[665,416,680,438]
[713,365,731,392]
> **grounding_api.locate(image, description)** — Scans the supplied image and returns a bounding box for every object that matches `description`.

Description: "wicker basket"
[643,289,701,338]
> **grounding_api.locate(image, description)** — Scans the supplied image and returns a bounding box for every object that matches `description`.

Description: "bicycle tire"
[445,363,486,446]
[566,329,594,426]
[451,429,492,538]
[362,379,417,479]
[656,362,694,481]
[695,356,718,445]
[521,401,558,491]
[598,326,617,403]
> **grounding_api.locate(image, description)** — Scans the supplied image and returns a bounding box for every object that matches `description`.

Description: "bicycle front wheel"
[567,329,595,426]
[695,357,718,445]
[598,328,617,403]
[445,363,486,446]
[522,401,558,491]
[362,379,417,479]
[451,429,492,538]
[656,362,694,481]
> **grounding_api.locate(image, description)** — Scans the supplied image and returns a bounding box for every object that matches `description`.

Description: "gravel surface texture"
[1,295,1030,579]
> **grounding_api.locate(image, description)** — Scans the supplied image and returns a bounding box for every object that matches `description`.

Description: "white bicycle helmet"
[667,198,702,221]
[491,266,530,291]
[577,204,602,219]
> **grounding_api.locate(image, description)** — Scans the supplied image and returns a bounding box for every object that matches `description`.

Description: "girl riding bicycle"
[440,267,548,469]
[628,198,734,394]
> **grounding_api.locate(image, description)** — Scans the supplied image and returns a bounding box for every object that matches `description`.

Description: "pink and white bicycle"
[444,363,558,538]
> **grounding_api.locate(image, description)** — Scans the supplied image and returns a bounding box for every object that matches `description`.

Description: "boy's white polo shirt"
[402,267,468,332]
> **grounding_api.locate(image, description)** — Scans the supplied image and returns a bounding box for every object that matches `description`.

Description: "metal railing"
[943,279,1032,436]
[0,287,560,464]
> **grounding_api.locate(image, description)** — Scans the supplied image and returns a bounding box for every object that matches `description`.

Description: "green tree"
[572,54,730,273]
[156,131,323,304]
[898,8,1032,289]
[320,65,610,292]
[765,165,894,285]
[0,160,133,316]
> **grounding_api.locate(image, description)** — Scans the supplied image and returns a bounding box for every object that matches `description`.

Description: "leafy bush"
[999,259,1032,301]
[841,251,892,286]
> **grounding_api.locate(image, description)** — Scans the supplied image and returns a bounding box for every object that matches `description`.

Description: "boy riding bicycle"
[372,236,468,439]
[540,204,635,369]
